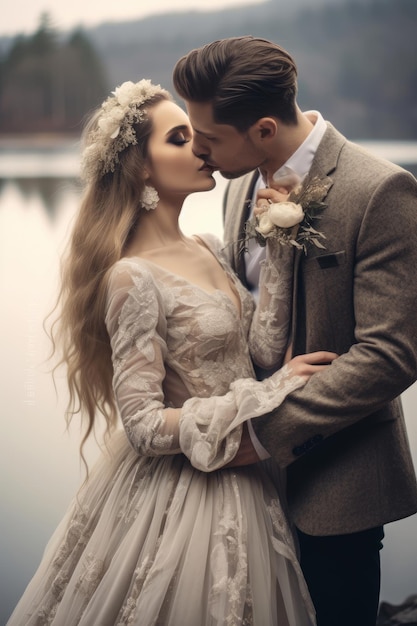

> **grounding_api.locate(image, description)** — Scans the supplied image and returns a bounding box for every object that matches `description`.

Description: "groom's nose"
[192,136,209,159]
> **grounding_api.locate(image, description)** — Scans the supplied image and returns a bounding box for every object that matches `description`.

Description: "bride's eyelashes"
[168,131,191,146]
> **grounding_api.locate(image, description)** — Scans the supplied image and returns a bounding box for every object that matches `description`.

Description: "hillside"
[87,0,417,139]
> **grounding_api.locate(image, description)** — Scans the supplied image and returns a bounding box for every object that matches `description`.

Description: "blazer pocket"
[303,250,346,273]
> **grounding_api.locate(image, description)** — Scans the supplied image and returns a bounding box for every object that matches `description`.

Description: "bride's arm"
[180,351,335,471]
[248,187,296,370]
[248,241,295,369]
[105,261,182,456]
[106,260,336,470]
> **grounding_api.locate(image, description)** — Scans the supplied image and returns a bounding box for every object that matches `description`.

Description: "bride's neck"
[127,199,186,254]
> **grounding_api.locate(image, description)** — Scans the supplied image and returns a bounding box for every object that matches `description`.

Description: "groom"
[173,36,417,626]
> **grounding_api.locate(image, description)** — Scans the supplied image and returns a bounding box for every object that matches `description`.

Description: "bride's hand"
[287,351,338,378]
[254,187,289,216]
[255,168,302,216]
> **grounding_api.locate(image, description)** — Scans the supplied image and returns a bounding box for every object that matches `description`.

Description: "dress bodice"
[118,243,256,407]
[105,233,300,469]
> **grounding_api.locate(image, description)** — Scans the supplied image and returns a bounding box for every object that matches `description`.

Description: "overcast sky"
[1,0,264,36]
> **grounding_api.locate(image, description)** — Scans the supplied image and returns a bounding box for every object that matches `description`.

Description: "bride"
[7,79,336,625]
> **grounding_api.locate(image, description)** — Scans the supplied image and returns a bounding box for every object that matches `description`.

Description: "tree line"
[0,14,108,134]
[0,0,416,139]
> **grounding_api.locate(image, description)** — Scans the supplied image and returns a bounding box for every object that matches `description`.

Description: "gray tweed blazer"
[223,123,417,535]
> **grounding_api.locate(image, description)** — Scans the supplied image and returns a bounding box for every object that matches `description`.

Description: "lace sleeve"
[248,240,294,369]
[179,365,306,471]
[105,261,181,456]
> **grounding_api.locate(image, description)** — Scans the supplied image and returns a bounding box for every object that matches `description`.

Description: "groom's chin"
[220,169,254,180]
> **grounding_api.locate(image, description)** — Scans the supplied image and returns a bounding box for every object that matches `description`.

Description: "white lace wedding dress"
[7,234,316,626]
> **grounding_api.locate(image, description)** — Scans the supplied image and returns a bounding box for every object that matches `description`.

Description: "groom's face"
[185,100,266,180]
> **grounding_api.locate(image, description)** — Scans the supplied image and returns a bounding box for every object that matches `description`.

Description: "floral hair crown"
[80,79,170,182]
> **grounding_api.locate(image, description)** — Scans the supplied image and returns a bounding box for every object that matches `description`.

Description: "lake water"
[1,139,417,622]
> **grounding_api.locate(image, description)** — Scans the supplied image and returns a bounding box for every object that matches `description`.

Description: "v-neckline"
[126,238,243,319]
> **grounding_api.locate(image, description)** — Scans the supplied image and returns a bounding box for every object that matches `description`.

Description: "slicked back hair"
[173,36,298,132]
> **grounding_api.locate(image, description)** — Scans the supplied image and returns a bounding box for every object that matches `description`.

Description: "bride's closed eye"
[168,132,191,146]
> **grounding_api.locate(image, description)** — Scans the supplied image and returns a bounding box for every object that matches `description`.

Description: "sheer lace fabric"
[249,243,294,370]
[7,234,315,626]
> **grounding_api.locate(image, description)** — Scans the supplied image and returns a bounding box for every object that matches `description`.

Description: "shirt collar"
[266,111,327,183]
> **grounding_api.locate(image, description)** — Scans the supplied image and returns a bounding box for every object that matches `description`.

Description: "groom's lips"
[202,160,218,169]
[199,162,216,172]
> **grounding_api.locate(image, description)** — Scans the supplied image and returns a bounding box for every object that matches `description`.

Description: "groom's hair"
[173,35,298,132]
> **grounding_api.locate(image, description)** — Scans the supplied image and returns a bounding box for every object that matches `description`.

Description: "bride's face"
[145,100,216,200]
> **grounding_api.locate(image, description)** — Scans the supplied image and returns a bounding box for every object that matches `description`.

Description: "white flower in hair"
[98,107,125,139]
[113,81,140,107]
[81,79,171,182]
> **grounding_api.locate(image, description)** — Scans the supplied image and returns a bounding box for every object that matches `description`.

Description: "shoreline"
[0,133,81,149]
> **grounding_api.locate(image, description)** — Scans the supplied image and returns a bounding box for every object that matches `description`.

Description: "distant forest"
[0,14,107,134]
[0,0,416,139]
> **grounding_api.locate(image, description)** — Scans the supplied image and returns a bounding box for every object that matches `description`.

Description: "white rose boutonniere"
[266,201,304,229]
[242,175,332,255]
[255,213,275,236]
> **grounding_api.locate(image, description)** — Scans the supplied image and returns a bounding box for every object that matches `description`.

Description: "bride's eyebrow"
[165,124,189,136]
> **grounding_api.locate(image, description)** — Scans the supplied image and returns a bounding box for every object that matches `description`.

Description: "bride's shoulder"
[194,233,226,257]
[105,257,163,324]
[107,256,157,294]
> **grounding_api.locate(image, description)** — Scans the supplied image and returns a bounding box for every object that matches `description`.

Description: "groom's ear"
[249,117,278,143]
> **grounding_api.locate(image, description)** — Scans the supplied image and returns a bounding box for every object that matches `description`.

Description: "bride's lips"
[198,162,216,172]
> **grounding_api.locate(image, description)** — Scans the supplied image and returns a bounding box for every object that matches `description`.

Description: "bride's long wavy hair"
[50,90,170,465]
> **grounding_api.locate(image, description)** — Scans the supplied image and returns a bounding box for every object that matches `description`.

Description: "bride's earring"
[140,185,159,211]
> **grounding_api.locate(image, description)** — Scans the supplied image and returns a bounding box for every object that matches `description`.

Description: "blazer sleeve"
[252,168,417,467]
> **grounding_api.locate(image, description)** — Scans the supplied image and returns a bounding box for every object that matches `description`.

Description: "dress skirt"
[7,430,315,625]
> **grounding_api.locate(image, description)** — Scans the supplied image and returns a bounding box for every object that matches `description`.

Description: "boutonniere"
[241,175,332,255]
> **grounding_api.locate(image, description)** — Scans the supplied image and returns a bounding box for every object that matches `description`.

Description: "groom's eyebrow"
[193,127,216,139]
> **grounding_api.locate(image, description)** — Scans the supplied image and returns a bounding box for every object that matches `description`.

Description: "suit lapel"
[224,171,259,285]
[290,122,345,354]
[290,248,303,355]
[307,121,346,181]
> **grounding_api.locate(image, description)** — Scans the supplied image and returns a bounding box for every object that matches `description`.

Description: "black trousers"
[297,526,384,626]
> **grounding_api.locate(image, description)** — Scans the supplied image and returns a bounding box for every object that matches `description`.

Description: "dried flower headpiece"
[80,79,171,182]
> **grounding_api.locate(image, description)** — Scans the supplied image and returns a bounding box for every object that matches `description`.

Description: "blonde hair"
[51,88,170,465]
